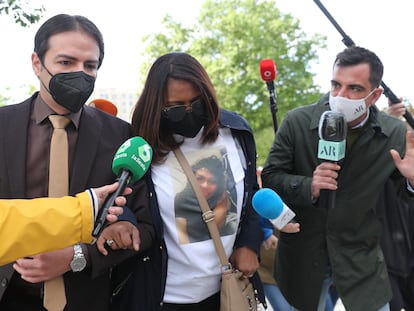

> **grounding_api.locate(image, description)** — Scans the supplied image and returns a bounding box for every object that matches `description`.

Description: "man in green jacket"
[261,46,414,311]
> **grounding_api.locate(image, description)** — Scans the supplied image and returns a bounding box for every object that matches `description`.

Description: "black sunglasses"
[162,98,205,122]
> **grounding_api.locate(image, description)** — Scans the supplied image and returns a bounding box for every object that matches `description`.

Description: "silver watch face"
[70,245,86,272]
[70,256,87,272]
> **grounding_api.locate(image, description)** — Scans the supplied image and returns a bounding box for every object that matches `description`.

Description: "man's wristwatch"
[70,244,87,272]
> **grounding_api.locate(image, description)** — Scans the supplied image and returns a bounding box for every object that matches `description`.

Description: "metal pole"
[313,0,414,129]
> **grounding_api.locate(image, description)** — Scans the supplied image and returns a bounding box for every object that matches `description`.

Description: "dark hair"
[192,155,226,201]
[131,52,220,164]
[34,14,104,68]
[334,46,383,88]
[193,156,225,182]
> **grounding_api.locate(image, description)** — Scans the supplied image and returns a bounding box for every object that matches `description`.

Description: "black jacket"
[0,93,154,311]
[377,179,413,277]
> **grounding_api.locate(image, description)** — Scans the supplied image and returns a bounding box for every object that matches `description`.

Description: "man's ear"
[370,88,383,105]
[31,52,42,77]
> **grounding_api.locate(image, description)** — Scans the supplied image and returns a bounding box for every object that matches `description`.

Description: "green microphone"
[93,136,153,237]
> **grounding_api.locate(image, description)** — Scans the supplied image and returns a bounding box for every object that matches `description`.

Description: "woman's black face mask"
[161,98,207,138]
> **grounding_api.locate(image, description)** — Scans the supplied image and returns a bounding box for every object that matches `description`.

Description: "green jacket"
[261,96,408,311]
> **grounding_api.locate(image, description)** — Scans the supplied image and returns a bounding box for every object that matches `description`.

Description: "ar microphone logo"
[318,142,345,161]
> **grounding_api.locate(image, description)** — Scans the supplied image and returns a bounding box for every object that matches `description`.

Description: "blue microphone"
[252,188,295,230]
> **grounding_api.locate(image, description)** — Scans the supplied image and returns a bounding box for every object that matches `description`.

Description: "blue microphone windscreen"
[252,188,284,219]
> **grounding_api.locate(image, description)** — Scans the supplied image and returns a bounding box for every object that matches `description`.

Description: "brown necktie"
[44,115,70,311]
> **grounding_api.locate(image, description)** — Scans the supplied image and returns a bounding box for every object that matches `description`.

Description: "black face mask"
[164,112,204,138]
[161,99,206,138]
[44,67,95,113]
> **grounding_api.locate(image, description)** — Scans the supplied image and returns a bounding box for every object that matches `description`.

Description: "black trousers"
[389,267,414,311]
[0,281,47,311]
[161,292,220,311]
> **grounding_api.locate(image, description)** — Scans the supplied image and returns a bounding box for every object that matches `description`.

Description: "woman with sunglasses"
[111,52,265,311]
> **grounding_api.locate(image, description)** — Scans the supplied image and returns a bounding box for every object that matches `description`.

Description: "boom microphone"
[313,0,414,129]
[252,188,296,230]
[92,136,153,237]
[259,59,278,132]
[317,111,347,209]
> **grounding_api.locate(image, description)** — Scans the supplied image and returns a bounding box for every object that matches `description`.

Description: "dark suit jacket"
[0,93,154,311]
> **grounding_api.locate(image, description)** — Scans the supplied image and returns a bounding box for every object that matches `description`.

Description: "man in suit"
[0,14,154,311]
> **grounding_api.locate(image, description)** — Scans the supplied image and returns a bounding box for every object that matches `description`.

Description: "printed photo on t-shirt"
[172,147,238,244]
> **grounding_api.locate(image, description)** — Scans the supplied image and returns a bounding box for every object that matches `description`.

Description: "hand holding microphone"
[314,111,347,209]
[92,136,153,237]
[252,188,296,231]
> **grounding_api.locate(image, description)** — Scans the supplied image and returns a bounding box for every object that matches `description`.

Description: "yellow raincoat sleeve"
[0,191,94,265]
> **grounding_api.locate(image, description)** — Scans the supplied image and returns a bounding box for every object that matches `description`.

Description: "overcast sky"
[1,0,412,109]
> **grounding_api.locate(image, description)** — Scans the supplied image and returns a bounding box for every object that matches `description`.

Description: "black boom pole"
[313,0,414,129]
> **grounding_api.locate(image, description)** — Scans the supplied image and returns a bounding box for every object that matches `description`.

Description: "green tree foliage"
[0,0,44,27]
[0,84,34,106]
[254,126,275,166]
[140,0,327,135]
[0,93,8,107]
[0,86,11,107]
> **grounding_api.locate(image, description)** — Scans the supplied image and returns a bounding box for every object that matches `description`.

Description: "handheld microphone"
[252,188,296,230]
[318,111,347,162]
[89,98,118,116]
[260,59,278,132]
[92,136,153,237]
[317,111,347,209]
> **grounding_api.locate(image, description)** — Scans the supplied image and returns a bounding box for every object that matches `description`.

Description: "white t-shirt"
[151,127,245,303]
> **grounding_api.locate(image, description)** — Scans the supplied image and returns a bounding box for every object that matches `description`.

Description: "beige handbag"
[173,148,258,311]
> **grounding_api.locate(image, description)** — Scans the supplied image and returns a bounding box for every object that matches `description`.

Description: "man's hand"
[390,131,414,186]
[92,182,133,223]
[95,221,140,255]
[311,162,340,199]
[262,234,278,250]
[13,248,72,283]
[280,222,300,234]
[387,98,405,118]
